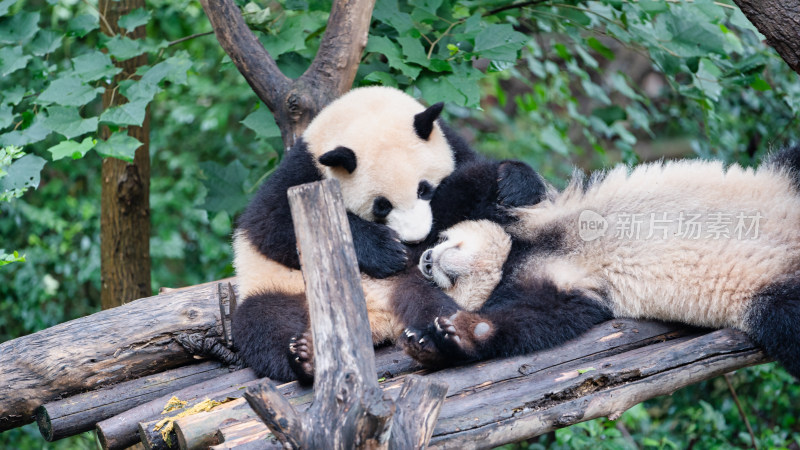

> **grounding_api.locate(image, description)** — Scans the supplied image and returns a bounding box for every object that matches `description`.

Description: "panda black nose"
[421,249,434,278]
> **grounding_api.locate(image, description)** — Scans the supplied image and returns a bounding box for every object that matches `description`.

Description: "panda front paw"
[358,226,409,279]
[403,312,494,367]
[287,331,314,385]
[497,160,547,208]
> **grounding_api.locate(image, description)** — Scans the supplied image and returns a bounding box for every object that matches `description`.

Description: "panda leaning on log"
[232,86,545,384]
[405,146,800,380]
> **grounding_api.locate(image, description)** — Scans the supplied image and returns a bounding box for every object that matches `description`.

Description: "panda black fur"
[406,146,800,380]
[231,86,544,383]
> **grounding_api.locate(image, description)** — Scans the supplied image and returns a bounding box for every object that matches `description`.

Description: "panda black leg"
[231,291,313,384]
[746,279,800,380]
[288,330,315,385]
[404,311,494,366]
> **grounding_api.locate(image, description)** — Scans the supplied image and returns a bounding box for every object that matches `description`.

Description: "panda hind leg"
[746,279,800,380]
[288,329,315,384]
[231,291,313,384]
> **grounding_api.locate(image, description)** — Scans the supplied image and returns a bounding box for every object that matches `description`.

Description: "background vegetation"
[1,0,798,448]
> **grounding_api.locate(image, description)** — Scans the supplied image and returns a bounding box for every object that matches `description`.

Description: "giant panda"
[404,146,800,380]
[231,86,545,383]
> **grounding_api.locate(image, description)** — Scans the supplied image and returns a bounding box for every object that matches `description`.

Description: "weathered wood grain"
[214,419,269,445]
[428,328,768,449]
[289,178,393,448]
[0,282,228,431]
[99,368,258,450]
[389,375,448,450]
[36,361,229,441]
[174,399,255,450]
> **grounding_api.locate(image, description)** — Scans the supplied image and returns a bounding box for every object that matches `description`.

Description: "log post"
[243,180,449,449]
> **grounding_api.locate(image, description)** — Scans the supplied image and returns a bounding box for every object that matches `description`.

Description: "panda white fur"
[232,86,546,383]
[406,147,800,379]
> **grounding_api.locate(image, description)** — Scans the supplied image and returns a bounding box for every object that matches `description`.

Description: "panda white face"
[304,86,456,243]
[419,220,511,311]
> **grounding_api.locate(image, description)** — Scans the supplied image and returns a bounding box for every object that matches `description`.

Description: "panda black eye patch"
[417,180,434,200]
[373,197,393,219]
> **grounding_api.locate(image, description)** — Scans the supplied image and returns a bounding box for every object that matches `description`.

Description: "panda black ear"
[414,102,444,141]
[319,146,357,174]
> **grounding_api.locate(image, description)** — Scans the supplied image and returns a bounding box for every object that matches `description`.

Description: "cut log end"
[35,406,54,442]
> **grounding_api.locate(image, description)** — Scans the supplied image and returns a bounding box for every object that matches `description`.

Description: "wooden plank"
[98,368,258,450]
[0,281,232,431]
[35,361,229,441]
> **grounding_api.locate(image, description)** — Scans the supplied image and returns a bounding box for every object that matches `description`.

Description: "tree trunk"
[199,0,376,148]
[99,0,152,309]
[733,0,800,76]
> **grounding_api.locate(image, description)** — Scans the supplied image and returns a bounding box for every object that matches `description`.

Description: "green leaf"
[199,160,250,215]
[100,99,150,126]
[661,8,727,57]
[42,106,98,138]
[0,115,50,146]
[47,137,96,160]
[241,104,281,138]
[141,53,193,85]
[410,0,442,23]
[366,36,421,79]
[363,71,399,88]
[750,77,771,92]
[473,24,528,62]
[69,50,121,82]
[0,10,39,44]
[0,0,18,17]
[592,105,627,125]
[105,35,144,60]
[372,0,415,34]
[1,85,24,106]
[695,58,722,101]
[0,153,45,192]
[0,104,12,129]
[577,367,596,375]
[94,133,142,162]
[0,250,25,266]
[397,36,429,68]
[586,37,614,61]
[68,14,99,38]
[36,77,104,107]
[121,80,161,103]
[0,45,30,76]
[29,29,62,56]
[118,8,151,31]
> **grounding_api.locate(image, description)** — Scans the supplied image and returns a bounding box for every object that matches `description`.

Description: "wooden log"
[214,419,269,445]
[389,375,448,450]
[99,368,258,450]
[0,281,232,432]
[289,179,394,448]
[174,399,255,450]
[427,328,768,449]
[35,361,229,441]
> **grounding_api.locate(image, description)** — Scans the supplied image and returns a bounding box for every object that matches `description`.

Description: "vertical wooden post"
[99,0,151,309]
[244,179,447,449]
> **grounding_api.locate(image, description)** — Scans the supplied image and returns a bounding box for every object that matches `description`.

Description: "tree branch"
[198,0,290,114]
[732,0,800,76]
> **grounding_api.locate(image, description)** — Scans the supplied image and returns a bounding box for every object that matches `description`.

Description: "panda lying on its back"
[232,86,545,383]
[404,147,800,380]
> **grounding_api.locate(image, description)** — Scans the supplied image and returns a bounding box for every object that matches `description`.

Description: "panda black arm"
[237,140,408,277]
[348,212,409,278]
[430,159,548,232]
[236,141,323,269]
[404,279,613,366]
